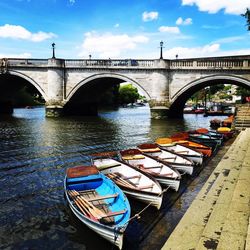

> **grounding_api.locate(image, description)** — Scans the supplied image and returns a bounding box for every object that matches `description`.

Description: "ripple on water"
[0,107,226,249]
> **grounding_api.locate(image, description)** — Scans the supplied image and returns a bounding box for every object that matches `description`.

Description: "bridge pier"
[149,100,170,119]
[46,58,65,117]
[150,107,169,119]
[45,105,64,117]
[0,101,13,115]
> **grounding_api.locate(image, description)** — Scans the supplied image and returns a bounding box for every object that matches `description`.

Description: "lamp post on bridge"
[160,41,164,59]
[52,43,56,59]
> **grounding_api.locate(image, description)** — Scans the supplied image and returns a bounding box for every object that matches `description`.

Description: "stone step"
[246,217,250,250]
[195,130,250,249]
[162,130,249,250]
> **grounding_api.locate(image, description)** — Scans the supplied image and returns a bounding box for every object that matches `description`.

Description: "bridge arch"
[0,70,47,100]
[169,74,250,117]
[65,72,151,103]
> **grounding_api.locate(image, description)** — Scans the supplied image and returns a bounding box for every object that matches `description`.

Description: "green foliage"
[209,84,225,95]
[118,84,140,104]
[236,86,250,102]
[242,8,250,31]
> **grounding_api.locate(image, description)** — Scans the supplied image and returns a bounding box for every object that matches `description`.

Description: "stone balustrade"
[1,56,250,70]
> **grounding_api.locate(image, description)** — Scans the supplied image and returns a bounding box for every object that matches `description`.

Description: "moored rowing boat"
[137,143,195,175]
[64,165,131,249]
[120,149,181,191]
[92,156,163,209]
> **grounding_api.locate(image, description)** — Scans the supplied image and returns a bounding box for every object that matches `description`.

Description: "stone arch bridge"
[0,55,250,118]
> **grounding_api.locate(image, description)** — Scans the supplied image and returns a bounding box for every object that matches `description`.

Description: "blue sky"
[0,0,250,59]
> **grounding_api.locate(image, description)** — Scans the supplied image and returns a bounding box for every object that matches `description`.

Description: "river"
[0,106,228,250]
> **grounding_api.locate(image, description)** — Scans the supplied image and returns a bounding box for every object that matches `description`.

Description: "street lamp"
[52,43,56,58]
[160,41,164,59]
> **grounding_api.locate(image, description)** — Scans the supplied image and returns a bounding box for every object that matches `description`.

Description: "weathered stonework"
[1,56,250,118]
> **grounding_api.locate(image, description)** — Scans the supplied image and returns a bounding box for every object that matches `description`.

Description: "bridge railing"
[6,58,48,67]
[64,59,155,67]
[2,57,250,70]
[170,58,250,69]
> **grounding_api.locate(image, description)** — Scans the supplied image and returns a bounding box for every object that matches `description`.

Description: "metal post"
[52,43,56,58]
[160,41,164,59]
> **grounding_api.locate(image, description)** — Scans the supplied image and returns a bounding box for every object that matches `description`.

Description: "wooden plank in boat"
[143,165,163,169]
[87,193,119,202]
[138,184,154,190]
[123,175,142,180]
[78,189,115,224]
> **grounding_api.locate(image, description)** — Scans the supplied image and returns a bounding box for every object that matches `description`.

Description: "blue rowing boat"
[64,165,131,249]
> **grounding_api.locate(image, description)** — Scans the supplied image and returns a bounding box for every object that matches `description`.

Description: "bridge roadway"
[162,128,250,250]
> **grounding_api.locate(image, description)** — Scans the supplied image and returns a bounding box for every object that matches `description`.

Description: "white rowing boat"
[64,165,131,249]
[155,138,203,165]
[120,149,181,191]
[93,157,163,209]
[138,143,195,175]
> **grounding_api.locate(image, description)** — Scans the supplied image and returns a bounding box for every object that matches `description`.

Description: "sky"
[0,0,250,59]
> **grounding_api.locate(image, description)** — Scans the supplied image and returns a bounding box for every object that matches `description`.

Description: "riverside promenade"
[162,128,250,250]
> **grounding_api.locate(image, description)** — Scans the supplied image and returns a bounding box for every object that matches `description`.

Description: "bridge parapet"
[3,58,166,69]
[7,58,48,67]
[64,59,157,68]
[170,57,250,70]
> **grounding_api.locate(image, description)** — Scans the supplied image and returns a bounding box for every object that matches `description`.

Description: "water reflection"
[0,106,228,249]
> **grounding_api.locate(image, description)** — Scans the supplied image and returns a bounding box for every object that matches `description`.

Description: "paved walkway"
[162,128,250,250]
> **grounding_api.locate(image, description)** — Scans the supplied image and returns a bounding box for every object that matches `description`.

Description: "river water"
[0,106,228,250]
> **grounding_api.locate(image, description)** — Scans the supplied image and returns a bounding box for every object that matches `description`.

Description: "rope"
[125,186,170,224]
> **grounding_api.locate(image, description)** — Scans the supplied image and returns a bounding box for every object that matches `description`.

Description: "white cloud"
[0,24,56,42]
[159,26,180,34]
[69,0,75,5]
[176,17,193,25]
[0,52,32,58]
[166,43,250,59]
[182,0,250,15]
[142,11,159,22]
[213,36,244,44]
[79,32,149,58]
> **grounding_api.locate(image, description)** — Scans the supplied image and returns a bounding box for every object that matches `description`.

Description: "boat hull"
[67,194,124,249]
[64,166,130,249]
[159,144,203,165]
[123,188,162,209]
[93,158,163,209]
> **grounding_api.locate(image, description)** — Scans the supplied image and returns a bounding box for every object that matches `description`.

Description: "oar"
[107,173,137,189]
[68,190,94,218]
[70,190,112,224]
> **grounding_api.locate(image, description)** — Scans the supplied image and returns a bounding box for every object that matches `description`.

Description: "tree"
[118,84,140,104]
[236,86,250,103]
[242,8,250,31]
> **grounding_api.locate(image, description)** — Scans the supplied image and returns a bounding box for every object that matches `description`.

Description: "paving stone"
[162,129,250,250]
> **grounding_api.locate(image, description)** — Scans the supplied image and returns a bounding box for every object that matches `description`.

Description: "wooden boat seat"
[161,157,177,160]
[87,193,119,202]
[108,172,138,188]
[122,155,145,160]
[101,209,127,219]
[123,175,142,180]
[138,184,154,190]
[67,165,99,178]
[143,165,163,169]
[175,150,189,154]
[77,189,118,224]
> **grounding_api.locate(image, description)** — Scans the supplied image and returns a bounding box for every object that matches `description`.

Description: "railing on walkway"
[170,58,250,69]
[1,57,250,70]
[64,59,155,67]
